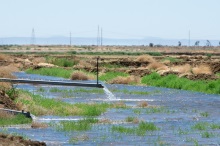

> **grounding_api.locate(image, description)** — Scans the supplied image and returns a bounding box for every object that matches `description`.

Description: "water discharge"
[103,85,117,100]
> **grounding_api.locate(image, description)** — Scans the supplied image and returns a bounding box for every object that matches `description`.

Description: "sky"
[0,0,220,40]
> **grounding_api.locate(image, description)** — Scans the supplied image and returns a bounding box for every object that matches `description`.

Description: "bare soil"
[0,133,46,146]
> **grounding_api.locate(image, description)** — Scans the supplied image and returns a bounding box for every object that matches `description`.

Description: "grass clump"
[145,107,171,114]
[201,131,215,138]
[54,118,98,132]
[125,117,139,123]
[141,72,220,94]
[191,122,209,131]
[26,67,72,79]
[112,121,158,136]
[0,113,32,126]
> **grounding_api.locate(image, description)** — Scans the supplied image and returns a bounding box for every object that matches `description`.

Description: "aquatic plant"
[191,122,209,131]
[74,88,104,94]
[112,121,158,136]
[54,118,98,132]
[125,116,139,123]
[201,131,215,138]
[210,123,220,129]
[200,112,209,117]
[111,89,158,95]
[145,107,172,114]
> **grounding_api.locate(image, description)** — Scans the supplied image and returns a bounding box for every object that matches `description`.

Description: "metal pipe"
[97,56,99,85]
[0,78,104,88]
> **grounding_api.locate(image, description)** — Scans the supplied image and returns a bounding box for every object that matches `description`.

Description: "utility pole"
[101,28,103,46]
[31,28,35,45]
[188,30,191,47]
[70,32,72,46]
[97,25,100,46]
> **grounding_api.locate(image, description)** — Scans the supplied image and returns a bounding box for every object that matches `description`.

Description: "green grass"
[201,131,215,138]
[53,118,98,132]
[145,107,172,114]
[99,72,129,82]
[112,121,159,136]
[75,51,162,56]
[141,72,220,94]
[0,114,32,126]
[16,90,111,116]
[191,122,210,131]
[74,88,104,94]
[162,57,183,63]
[26,67,73,78]
[46,57,76,67]
[200,112,209,117]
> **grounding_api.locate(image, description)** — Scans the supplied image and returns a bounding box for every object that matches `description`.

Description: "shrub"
[136,55,155,63]
[71,71,89,80]
[192,64,212,75]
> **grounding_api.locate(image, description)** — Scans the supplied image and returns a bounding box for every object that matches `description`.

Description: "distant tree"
[219,41,220,46]
[149,43,154,47]
[178,41,181,46]
[195,41,200,46]
[206,40,211,46]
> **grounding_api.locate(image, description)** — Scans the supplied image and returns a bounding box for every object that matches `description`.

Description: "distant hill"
[0,37,219,46]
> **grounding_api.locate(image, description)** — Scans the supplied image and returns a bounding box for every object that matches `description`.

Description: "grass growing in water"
[26,67,72,78]
[141,72,220,94]
[16,90,111,116]
[0,114,32,126]
[112,89,160,95]
[54,118,98,132]
[112,121,158,136]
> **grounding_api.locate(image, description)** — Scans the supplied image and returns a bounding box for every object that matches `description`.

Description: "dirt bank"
[0,133,46,146]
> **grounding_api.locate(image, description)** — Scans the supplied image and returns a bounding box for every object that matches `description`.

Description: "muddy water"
[1,72,220,145]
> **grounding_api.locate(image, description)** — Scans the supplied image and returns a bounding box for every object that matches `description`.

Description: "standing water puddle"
[1,72,220,145]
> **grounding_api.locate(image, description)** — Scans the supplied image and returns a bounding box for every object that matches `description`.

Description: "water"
[103,85,117,100]
[1,72,220,145]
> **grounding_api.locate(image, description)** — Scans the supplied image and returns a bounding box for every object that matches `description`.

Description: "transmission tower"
[31,28,35,45]
[101,28,103,46]
[97,26,100,46]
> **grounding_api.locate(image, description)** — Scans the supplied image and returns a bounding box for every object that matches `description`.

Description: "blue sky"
[0,0,219,40]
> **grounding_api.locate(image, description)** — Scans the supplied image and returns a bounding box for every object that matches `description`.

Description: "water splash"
[103,85,116,100]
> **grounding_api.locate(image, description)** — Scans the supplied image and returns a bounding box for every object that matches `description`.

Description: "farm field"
[0,45,220,145]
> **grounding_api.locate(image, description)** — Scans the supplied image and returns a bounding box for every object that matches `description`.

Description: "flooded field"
[1,72,220,145]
